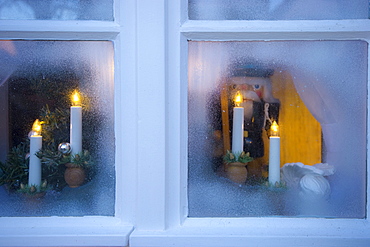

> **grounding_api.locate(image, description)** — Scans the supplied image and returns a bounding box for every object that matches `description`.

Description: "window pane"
[0,0,113,21]
[188,40,367,218]
[189,0,369,20]
[0,40,115,216]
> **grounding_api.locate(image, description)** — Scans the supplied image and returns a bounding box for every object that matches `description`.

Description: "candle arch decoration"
[0,75,96,197]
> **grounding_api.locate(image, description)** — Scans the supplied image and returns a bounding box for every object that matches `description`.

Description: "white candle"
[232,92,244,155]
[29,119,42,187]
[269,121,280,185]
[70,91,82,155]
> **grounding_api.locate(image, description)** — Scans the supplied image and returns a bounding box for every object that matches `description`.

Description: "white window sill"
[129,218,370,247]
[0,217,133,247]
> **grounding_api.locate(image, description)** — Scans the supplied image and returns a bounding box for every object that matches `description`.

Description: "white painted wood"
[0,216,133,246]
[131,217,370,246]
[131,227,370,247]
[181,19,370,40]
[0,218,133,247]
[135,0,167,230]
[164,0,188,230]
[114,0,137,224]
[0,20,120,40]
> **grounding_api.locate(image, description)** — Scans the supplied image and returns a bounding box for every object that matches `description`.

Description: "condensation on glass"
[188,41,367,218]
[188,0,369,20]
[0,0,113,20]
[0,40,115,216]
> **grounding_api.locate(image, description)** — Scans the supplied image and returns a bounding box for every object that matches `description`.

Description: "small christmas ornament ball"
[58,142,71,154]
[25,153,30,159]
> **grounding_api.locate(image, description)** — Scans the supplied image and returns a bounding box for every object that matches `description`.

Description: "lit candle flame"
[32,119,42,135]
[234,91,243,107]
[270,121,279,137]
[71,90,81,106]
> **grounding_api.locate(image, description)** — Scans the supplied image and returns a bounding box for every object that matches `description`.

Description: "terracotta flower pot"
[64,163,86,188]
[225,162,248,184]
[22,191,46,202]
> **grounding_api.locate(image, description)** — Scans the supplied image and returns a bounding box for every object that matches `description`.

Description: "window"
[0,0,113,20]
[1,1,370,246]
[0,1,134,246]
[131,1,370,246]
[0,40,115,217]
[188,0,368,20]
[188,40,367,218]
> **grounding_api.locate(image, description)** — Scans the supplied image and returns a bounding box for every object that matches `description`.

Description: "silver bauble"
[58,142,71,154]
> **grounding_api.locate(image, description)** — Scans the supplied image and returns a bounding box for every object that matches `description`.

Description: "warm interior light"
[270,121,279,136]
[32,119,42,135]
[234,91,243,106]
[72,90,81,106]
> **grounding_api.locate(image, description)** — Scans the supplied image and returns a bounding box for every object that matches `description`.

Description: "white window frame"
[1,1,369,246]
[0,1,135,246]
[130,1,370,246]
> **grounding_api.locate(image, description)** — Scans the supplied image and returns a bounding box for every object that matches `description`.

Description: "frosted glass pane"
[189,0,369,20]
[188,40,367,218]
[0,40,115,216]
[0,0,113,20]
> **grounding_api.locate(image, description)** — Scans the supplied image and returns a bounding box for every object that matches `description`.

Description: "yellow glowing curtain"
[269,70,322,166]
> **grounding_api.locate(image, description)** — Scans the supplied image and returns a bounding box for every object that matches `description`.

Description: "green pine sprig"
[223,150,253,164]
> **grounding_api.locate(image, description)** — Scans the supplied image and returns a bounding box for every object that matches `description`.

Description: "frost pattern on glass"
[188,41,367,218]
[0,41,115,216]
[0,0,113,20]
[189,0,369,20]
